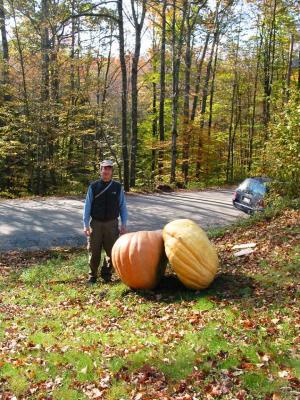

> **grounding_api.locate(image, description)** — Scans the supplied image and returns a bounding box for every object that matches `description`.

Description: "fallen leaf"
[262,354,270,362]
[236,390,247,400]
[91,388,103,398]
[80,366,88,374]
[278,370,289,378]
[272,393,281,400]
[234,248,255,257]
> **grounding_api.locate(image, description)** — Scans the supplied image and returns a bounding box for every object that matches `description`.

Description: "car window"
[238,179,266,195]
[251,180,266,195]
[238,179,251,191]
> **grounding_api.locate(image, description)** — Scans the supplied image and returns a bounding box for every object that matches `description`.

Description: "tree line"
[0,0,299,196]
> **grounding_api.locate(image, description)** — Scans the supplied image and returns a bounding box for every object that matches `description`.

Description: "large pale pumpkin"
[112,230,167,290]
[162,219,218,290]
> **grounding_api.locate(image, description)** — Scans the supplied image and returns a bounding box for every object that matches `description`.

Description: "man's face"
[101,166,113,181]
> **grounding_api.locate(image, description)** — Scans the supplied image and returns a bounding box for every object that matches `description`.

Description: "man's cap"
[100,159,113,167]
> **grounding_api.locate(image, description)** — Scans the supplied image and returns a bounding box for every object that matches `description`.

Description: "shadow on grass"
[210,272,256,299]
[131,271,291,309]
[129,272,255,303]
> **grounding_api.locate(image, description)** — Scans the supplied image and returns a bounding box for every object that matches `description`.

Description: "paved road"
[0,190,245,252]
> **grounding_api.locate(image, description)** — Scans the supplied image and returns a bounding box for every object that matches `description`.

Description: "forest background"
[0,0,299,197]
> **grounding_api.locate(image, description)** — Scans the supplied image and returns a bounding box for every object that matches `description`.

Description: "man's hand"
[120,225,127,235]
[84,227,91,236]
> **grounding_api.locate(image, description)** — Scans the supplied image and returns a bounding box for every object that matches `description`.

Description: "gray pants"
[87,219,119,279]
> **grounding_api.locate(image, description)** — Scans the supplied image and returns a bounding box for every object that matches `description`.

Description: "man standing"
[83,160,128,283]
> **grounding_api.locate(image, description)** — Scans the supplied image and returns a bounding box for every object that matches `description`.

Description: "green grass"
[106,380,130,400]
[242,372,283,394]
[52,387,87,400]
[0,213,299,399]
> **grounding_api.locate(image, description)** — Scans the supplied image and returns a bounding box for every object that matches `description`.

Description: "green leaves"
[265,90,300,197]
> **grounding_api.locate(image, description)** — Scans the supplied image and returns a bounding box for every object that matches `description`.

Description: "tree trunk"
[190,32,210,122]
[195,32,218,179]
[230,85,241,182]
[182,8,192,185]
[129,0,146,187]
[49,29,59,188]
[151,29,158,182]
[262,0,277,137]
[248,28,262,172]
[50,34,59,104]
[36,0,50,195]
[158,0,167,179]
[11,2,29,114]
[41,0,50,102]
[76,17,81,93]
[226,76,237,183]
[226,16,241,183]
[207,40,219,136]
[70,0,76,106]
[298,48,300,89]
[151,83,157,182]
[117,0,129,191]
[0,0,10,101]
[286,33,294,101]
[181,3,204,184]
[170,0,187,183]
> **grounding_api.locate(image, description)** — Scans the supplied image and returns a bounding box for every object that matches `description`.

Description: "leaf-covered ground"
[0,210,299,399]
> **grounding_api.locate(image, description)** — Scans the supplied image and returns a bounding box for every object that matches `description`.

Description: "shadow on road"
[0,191,244,252]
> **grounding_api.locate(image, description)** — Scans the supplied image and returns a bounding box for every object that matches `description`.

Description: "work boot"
[100,258,113,283]
[87,276,97,285]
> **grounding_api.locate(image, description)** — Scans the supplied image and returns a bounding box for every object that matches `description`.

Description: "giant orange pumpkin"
[111,230,167,289]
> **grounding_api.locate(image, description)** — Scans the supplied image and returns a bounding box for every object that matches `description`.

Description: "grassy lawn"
[0,209,299,399]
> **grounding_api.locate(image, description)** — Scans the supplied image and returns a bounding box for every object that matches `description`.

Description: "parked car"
[232,177,271,215]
